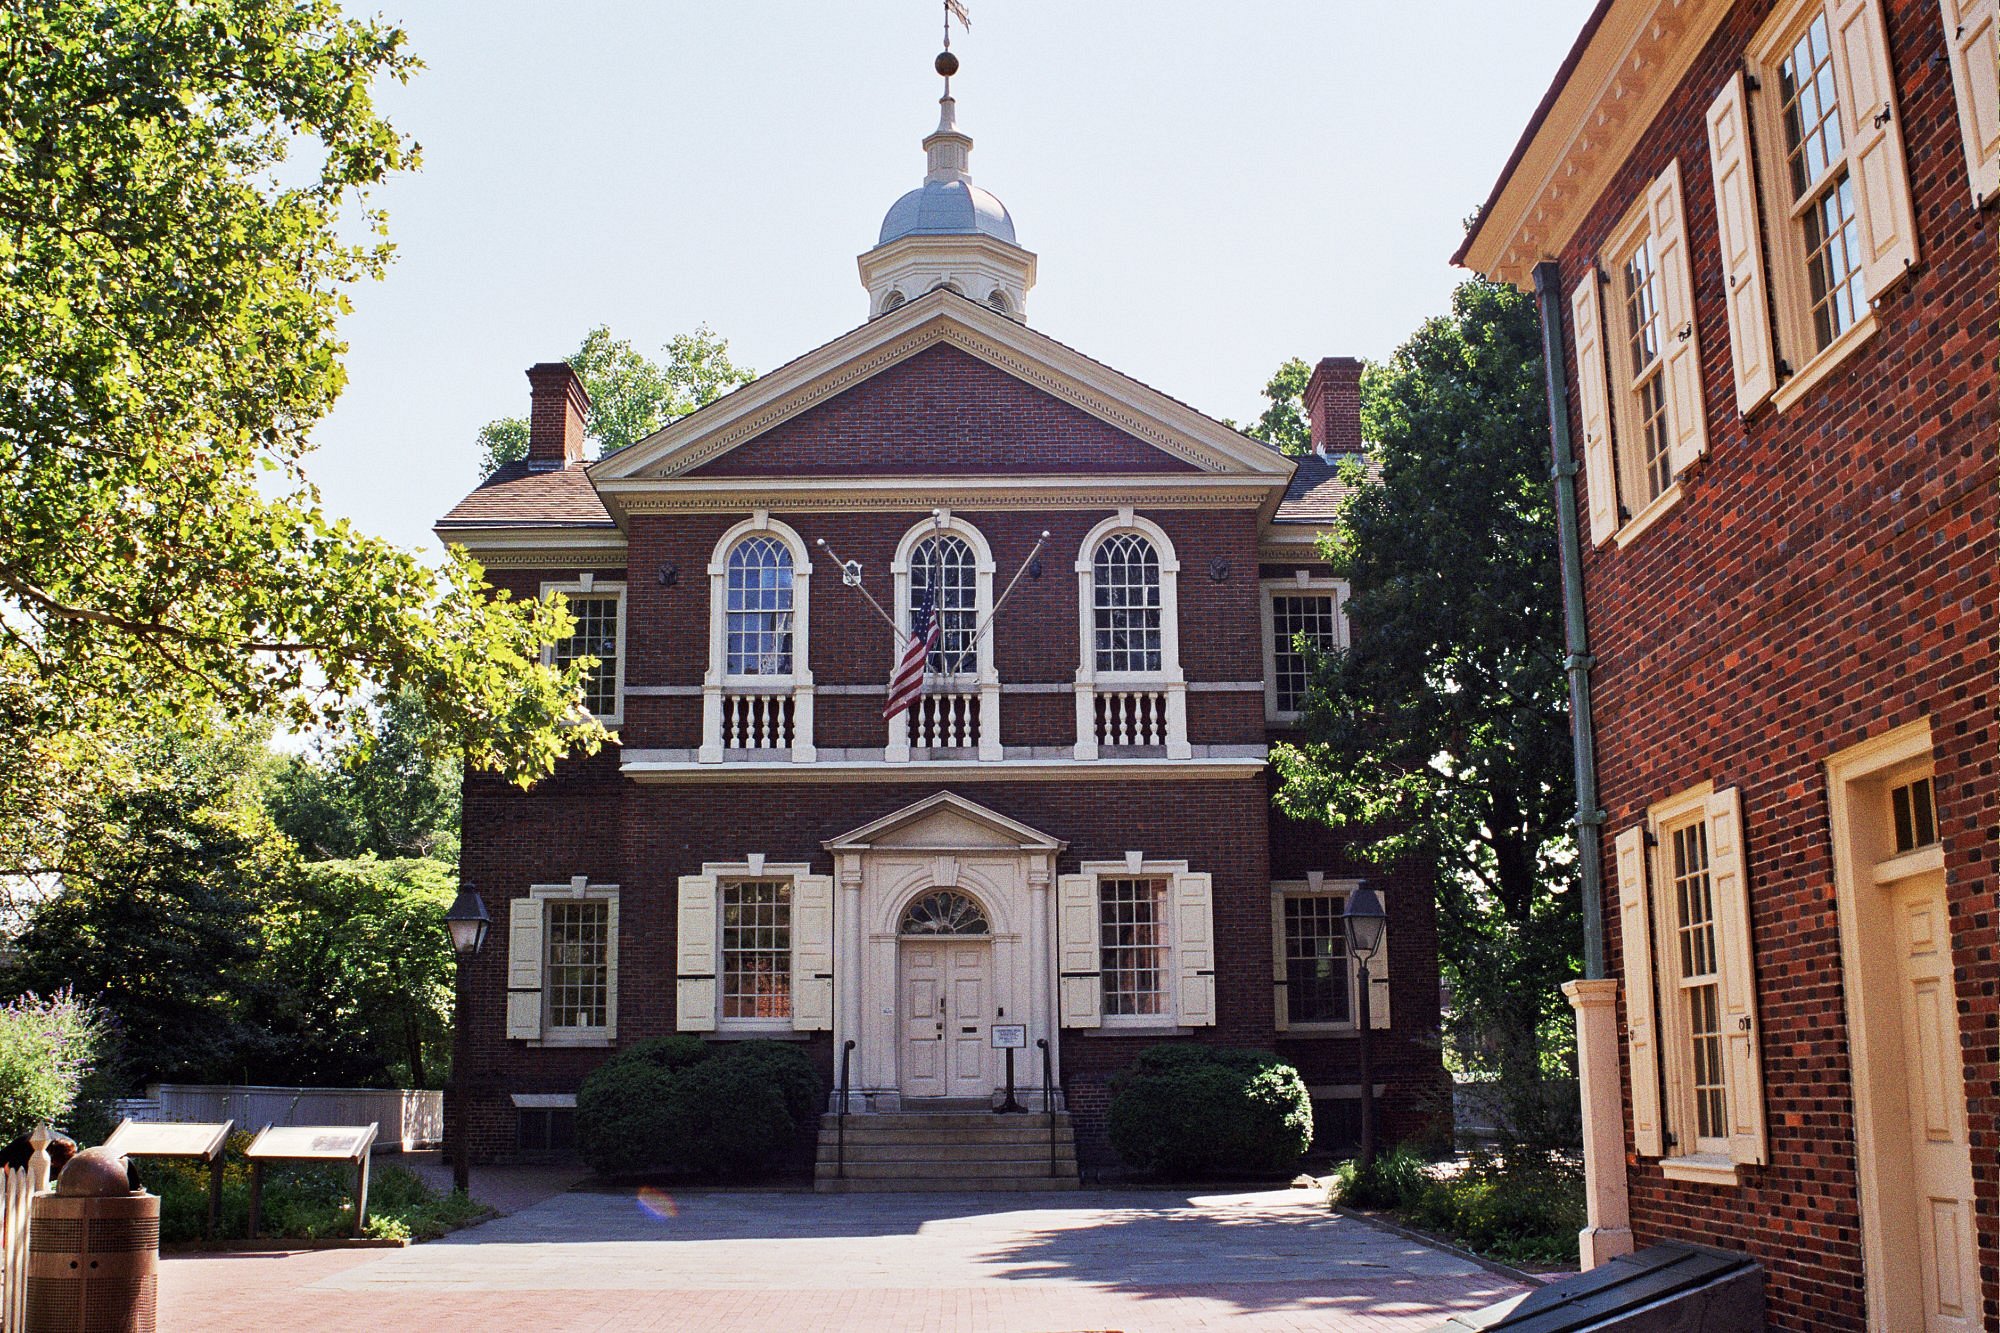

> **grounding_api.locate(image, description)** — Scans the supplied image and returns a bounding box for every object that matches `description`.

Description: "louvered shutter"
[603,894,620,1040]
[1571,271,1619,545]
[1830,0,1919,292]
[1706,788,1768,1165]
[1616,826,1664,1157]
[1270,895,1290,1033]
[505,897,544,1041]
[790,874,834,1032]
[1649,161,1708,476]
[676,874,718,1032]
[1366,889,1391,1030]
[1056,874,1101,1028]
[1706,73,1778,414]
[1942,0,2000,204]
[1173,872,1216,1027]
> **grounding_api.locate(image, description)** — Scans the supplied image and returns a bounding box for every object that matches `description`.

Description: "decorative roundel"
[899,890,990,936]
[1208,557,1231,583]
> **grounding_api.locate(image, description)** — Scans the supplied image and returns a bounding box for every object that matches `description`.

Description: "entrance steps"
[813,1111,1080,1193]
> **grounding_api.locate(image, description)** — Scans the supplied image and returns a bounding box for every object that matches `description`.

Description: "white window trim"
[700,512,815,763]
[1259,576,1348,724]
[540,578,626,726]
[1271,879,1361,1033]
[1080,857,1187,1032]
[888,511,1002,762]
[704,859,813,1036]
[527,879,619,1049]
[1074,510,1189,760]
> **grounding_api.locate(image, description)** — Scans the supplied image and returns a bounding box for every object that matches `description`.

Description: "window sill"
[709,1029,810,1042]
[1083,1023,1194,1038]
[530,1031,613,1049]
[1280,1022,1359,1037]
[1873,843,1944,885]
[1612,482,1685,550]
[1657,1153,1740,1186]
[1770,310,1878,413]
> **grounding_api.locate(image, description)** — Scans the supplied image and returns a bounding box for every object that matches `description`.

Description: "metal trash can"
[26,1147,158,1333]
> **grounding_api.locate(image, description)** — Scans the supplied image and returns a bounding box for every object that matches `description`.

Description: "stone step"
[814,1157,1074,1181]
[819,1124,1075,1147]
[818,1113,1065,1131]
[816,1141,1077,1165]
[814,1175,1079,1194]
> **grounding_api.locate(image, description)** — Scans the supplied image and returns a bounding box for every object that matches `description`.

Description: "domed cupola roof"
[878,179,1017,246]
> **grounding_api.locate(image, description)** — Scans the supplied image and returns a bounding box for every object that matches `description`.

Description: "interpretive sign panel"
[102,1120,231,1163]
[990,1024,1027,1049]
[244,1124,377,1162]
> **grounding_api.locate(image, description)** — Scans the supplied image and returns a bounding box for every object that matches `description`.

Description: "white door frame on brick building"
[825,793,1066,1111]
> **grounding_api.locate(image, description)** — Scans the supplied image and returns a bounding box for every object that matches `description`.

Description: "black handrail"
[1037,1038,1056,1177]
[837,1039,856,1180]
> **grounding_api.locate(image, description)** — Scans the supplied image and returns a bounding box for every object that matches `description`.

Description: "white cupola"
[859,61,1036,321]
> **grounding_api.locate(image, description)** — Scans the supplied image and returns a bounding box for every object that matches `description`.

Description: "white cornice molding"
[595,473,1278,516]
[619,754,1268,784]
[436,528,628,569]
[1461,0,1731,287]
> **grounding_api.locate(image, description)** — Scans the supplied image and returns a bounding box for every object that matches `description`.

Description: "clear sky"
[313,1,1597,554]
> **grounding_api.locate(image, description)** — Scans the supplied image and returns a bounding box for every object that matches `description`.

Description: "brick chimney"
[1303,356,1363,456]
[525,361,591,470]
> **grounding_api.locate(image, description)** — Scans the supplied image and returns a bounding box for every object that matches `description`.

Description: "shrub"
[1328,1144,1431,1210]
[575,1038,821,1178]
[0,990,110,1140]
[1328,1146,1586,1267]
[147,1147,490,1245]
[1107,1045,1312,1177]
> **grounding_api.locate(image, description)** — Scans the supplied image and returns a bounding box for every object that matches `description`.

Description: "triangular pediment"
[589,289,1294,484]
[824,791,1066,853]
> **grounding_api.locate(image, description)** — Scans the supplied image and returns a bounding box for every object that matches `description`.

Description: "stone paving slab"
[159,1186,1527,1331]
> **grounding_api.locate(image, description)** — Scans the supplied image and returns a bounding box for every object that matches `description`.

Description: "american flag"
[884,579,940,720]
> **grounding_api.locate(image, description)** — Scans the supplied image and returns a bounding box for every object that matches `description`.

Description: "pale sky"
[313,1,1597,554]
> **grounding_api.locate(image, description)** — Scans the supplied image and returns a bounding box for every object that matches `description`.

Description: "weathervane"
[939,0,969,91]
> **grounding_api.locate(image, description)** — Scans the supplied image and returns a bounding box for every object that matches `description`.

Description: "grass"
[144,1133,493,1245]
[1328,1144,1585,1268]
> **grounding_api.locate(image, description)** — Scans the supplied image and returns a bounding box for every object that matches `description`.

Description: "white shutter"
[1056,873,1101,1028]
[1367,891,1391,1030]
[1942,0,2000,204]
[505,897,544,1041]
[1616,826,1664,1157]
[1706,73,1778,414]
[1271,894,1290,1033]
[1706,788,1768,1166]
[1173,872,1216,1027]
[603,894,620,1041]
[1830,0,1919,293]
[1571,271,1619,545]
[791,874,834,1032]
[676,874,718,1032]
[1649,160,1708,476]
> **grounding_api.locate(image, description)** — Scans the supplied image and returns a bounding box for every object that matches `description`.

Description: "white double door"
[900,940,992,1100]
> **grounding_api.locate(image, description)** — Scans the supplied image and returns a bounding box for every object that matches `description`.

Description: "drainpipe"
[1532,259,1631,1269]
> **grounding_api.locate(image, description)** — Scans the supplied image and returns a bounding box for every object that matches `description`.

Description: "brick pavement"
[158,1186,1529,1332]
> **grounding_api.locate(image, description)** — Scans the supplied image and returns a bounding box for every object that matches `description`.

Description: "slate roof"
[1272,451,1370,524]
[436,461,613,529]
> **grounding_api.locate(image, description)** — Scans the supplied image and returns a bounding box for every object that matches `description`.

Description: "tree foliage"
[0,0,606,882]
[1228,356,1314,455]
[267,689,461,862]
[478,324,754,475]
[1273,280,1579,1117]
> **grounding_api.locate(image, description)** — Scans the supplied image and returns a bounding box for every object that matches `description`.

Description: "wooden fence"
[0,1133,54,1332]
[144,1085,442,1152]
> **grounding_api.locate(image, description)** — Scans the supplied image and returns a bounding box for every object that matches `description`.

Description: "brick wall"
[1549,3,1997,1328]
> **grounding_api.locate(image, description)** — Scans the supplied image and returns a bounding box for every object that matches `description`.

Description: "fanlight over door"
[899,890,989,936]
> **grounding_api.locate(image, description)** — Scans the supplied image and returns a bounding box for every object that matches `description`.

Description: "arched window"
[900,890,990,936]
[908,532,979,676]
[726,535,794,675]
[1092,533,1162,673]
[986,289,1012,315]
[879,290,906,314]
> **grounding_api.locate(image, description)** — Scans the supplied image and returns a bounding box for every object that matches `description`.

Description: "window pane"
[546,900,609,1029]
[1779,15,1843,201]
[1284,894,1351,1024]
[726,537,795,675]
[909,534,979,675]
[1803,172,1867,349]
[1670,822,1728,1144]
[1099,877,1168,1015]
[1093,534,1162,673]
[1891,776,1938,853]
[1271,594,1340,713]
[552,595,620,718]
[1619,239,1672,504]
[722,879,792,1019]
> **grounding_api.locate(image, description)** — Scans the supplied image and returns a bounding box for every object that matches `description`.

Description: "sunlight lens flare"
[634,1186,679,1221]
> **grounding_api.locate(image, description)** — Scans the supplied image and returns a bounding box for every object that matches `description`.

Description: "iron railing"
[1037,1038,1056,1177]
[836,1039,856,1180]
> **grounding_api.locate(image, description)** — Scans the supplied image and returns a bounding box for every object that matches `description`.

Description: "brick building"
[437,77,1447,1179]
[1458,0,1996,1328]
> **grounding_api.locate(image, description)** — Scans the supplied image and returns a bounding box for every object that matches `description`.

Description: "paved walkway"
[159,1185,1528,1332]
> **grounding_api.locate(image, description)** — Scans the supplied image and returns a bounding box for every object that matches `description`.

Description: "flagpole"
[814,538,904,641]
[965,529,1049,653]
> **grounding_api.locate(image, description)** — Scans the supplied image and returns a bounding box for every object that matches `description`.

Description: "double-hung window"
[1269,880,1391,1033]
[541,581,625,724]
[909,533,979,677]
[720,879,792,1021]
[702,516,815,762]
[1056,860,1215,1030]
[1098,877,1170,1019]
[1092,535,1163,673]
[545,898,612,1031]
[1075,513,1188,759]
[1614,229,1673,508]
[1261,578,1346,722]
[675,862,833,1034]
[726,536,795,676]
[1776,13,1867,352]
[504,880,620,1046]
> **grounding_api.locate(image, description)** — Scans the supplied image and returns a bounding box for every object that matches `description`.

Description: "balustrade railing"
[906,689,980,751]
[723,690,795,750]
[1094,689,1169,748]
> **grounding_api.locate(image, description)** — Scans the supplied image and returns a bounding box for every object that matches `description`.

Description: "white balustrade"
[724,691,795,750]
[907,690,981,751]
[1094,689,1169,748]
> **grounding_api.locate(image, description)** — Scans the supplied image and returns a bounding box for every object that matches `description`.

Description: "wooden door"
[901,943,947,1100]
[944,943,991,1098]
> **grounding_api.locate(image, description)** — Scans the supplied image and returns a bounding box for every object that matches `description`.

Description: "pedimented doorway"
[899,891,994,1101]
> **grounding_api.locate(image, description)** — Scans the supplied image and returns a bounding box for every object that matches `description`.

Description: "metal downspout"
[1531,260,1608,980]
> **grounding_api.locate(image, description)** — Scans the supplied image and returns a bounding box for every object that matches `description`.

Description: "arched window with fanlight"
[908,533,979,677]
[726,535,794,676]
[1074,512,1187,760]
[701,516,815,763]
[889,516,998,762]
[899,890,990,936]
[1092,533,1162,674]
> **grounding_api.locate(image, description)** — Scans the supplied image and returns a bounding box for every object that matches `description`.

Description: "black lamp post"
[444,887,490,1196]
[1343,884,1388,1171]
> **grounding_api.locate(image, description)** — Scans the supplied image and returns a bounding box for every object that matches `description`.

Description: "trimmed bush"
[1107,1044,1312,1177]
[575,1038,821,1178]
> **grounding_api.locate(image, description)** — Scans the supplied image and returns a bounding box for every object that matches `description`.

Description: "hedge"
[575,1037,820,1178]
[1107,1044,1312,1176]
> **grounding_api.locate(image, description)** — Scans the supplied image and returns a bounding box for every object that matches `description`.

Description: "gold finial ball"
[935,50,959,78]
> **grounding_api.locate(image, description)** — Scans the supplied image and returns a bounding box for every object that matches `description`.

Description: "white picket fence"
[143,1085,442,1152]
[0,1135,54,1332]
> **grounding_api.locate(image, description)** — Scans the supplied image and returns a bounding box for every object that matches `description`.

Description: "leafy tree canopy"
[267,689,461,863]
[477,325,754,475]
[1231,356,1314,455]
[1273,279,1579,1115]
[0,0,607,880]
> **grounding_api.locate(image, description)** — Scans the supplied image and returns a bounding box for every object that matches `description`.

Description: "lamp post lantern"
[444,888,490,1196]
[1343,884,1388,1171]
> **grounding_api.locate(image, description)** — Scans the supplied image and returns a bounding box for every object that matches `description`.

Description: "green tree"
[267,689,461,862]
[1235,356,1314,455]
[1273,280,1579,1132]
[0,0,607,881]
[477,325,755,475]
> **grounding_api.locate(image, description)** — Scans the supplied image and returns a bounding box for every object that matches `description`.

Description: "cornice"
[597,473,1280,518]
[435,527,628,569]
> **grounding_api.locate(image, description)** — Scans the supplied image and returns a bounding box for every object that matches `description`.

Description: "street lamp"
[444,888,490,1195]
[1344,884,1388,1171]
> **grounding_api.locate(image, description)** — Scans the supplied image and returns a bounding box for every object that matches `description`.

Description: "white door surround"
[826,792,1067,1112]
